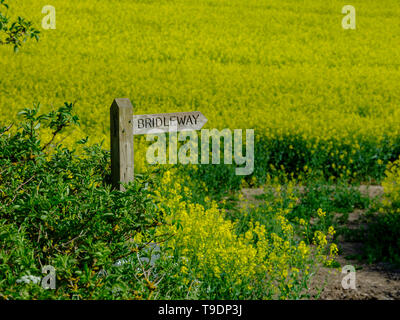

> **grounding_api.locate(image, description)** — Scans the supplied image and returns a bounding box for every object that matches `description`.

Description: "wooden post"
[110,98,134,191]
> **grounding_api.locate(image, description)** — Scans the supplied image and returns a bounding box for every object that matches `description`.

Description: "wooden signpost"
[110,99,134,191]
[110,98,207,190]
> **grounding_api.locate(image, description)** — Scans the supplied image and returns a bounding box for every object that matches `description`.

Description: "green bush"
[363,210,400,266]
[0,104,163,299]
[0,0,40,52]
[361,158,400,266]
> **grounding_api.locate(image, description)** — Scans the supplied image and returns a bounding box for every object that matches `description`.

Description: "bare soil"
[309,241,400,300]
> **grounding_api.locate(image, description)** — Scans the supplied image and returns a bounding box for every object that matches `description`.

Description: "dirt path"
[240,185,400,300]
[309,242,400,299]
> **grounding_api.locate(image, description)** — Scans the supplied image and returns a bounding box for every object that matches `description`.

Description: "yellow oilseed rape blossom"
[0,0,399,183]
[382,156,400,206]
[151,170,336,299]
[317,208,326,218]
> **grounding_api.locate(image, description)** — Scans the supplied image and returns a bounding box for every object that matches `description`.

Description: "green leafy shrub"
[363,210,400,266]
[361,157,400,265]
[0,104,163,299]
[0,0,40,52]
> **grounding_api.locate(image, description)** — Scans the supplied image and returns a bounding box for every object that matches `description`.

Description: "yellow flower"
[317,208,326,218]
[329,243,339,256]
[328,226,336,236]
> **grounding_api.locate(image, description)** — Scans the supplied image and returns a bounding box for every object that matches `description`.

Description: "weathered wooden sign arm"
[132,111,207,135]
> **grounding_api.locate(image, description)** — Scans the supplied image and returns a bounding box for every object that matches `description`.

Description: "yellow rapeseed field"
[1,0,400,154]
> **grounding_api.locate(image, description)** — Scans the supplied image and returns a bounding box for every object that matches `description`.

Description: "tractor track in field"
[309,241,400,300]
[240,185,400,300]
